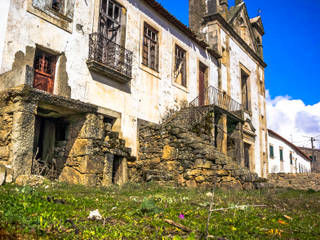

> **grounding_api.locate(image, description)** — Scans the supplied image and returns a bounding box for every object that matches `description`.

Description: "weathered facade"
[0,0,268,186]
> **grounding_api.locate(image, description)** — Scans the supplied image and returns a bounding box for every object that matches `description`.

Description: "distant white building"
[268,129,311,174]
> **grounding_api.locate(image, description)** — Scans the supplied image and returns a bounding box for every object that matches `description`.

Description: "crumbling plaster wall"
[0,0,10,70]
[1,0,219,157]
[219,28,267,177]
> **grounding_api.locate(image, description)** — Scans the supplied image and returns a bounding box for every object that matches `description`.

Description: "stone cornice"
[204,13,267,68]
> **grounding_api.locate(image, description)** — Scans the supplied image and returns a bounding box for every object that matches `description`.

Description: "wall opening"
[32,115,69,179]
[244,143,251,169]
[112,155,122,184]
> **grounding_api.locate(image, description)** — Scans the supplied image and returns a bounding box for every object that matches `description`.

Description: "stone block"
[66,155,104,174]
[69,139,93,156]
[162,145,176,160]
[195,175,205,183]
[0,165,5,186]
[15,175,44,186]
[5,168,14,183]
[59,166,97,186]
[187,169,202,176]
[0,146,10,159]
[0,130,10,142]
[216,170,229,176]
[186,180,197,187]
[166,161,178,171]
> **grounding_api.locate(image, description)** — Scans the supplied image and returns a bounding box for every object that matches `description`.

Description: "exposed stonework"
[128,108,267,190]
[269,173,320,192]
[0,85,132,186]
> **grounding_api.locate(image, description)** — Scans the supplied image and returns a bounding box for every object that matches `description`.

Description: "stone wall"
[128,109,267,190]
[0,85,133,186]
[268,173,320,191]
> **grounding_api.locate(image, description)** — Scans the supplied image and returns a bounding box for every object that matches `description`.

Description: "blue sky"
[157,0,320,147]
[157,0,320,106]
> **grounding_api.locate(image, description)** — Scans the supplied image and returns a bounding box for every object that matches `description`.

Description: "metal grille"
[190,86,242,117]
[88,33,133,78]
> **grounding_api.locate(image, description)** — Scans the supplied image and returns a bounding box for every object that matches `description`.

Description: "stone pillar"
[216,113,227,154]
[11,100,37,178]
[232,122,244,166]
[102,153,114,186]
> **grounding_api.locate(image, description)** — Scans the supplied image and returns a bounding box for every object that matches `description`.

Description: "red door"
[33,50,56,93]
[199,64,206,106]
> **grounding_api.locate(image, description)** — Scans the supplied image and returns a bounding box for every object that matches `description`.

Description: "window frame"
[99,0,123,43]
[174,44,187,88]
[142,23,159,72]
[279,147,284,161]
[269,144,274,159]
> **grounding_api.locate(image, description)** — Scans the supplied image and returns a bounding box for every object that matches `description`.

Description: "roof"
[141,0,221,59]
[268,129,311,162]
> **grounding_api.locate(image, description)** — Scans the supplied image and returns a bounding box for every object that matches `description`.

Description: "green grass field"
[0,182,319,239]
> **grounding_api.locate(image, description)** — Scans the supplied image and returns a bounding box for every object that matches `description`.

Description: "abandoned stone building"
[0,0,268,188]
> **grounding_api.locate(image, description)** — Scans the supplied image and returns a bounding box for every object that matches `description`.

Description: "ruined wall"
[128,112,267,190]
[268,173,320,191]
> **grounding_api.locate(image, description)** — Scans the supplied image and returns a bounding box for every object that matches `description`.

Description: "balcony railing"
[190,86,242,118]
[88,33,133,82]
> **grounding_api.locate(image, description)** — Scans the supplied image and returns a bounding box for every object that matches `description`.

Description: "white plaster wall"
[268,133,311,173]
[0,0,11,72]
[1,0,219,156]
[220,28,265,176]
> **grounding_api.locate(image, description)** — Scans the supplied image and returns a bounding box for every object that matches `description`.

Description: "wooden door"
[199,63,206,106]
[33,51,56,93]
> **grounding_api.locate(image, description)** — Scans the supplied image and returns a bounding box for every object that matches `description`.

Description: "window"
[290,152,293,165]
[241,70,250,111]
[52,0,63,11]
[33,49,57,93]
[99,0,122,43]
[279,148,283,161]
[174,45,187,87]
[269,144,274,159]
[142,23,159,71]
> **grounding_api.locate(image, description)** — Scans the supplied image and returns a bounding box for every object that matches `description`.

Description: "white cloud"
[266,90,320,148]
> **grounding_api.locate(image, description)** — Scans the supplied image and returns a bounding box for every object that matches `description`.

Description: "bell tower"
[189,0,229,35]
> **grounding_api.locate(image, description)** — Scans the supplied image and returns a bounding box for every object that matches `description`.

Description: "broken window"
[33,49,57,93]
[99,0,122,43]
[142,23,159,71]
[241,69,250,111]
[174,45,187,87]
[52,0,63,11]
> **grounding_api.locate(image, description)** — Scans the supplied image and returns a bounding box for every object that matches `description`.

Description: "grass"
[0,181,319,239]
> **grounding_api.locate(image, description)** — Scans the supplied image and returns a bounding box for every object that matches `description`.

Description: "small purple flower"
[178,214,185,219]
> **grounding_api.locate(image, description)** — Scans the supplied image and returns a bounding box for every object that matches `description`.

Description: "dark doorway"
[199,63,207,106]
[112,156,122,184]
[32,116,68,178]
[244,143,251,169]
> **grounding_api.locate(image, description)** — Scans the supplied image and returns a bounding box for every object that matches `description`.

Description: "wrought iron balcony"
[88,33,133,83]
[190,86,243,118]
